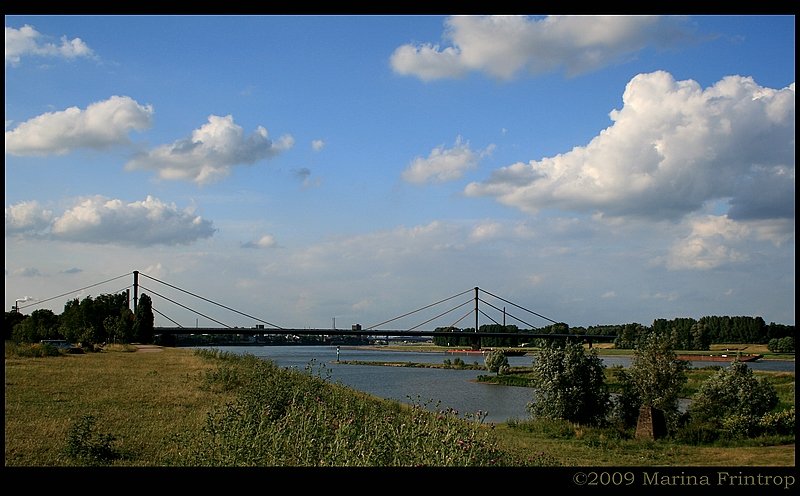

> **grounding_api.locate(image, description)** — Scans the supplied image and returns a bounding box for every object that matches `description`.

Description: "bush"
[758,407,795,436]
[484,350,509,374]
[65,415,119,465]
[527,341,610,425]
[721,414,761,438]
[7,342,62,358]
[690,361,779,425]
[767,336,795,353]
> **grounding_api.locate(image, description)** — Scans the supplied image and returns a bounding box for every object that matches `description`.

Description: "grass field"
[4,341,795,468]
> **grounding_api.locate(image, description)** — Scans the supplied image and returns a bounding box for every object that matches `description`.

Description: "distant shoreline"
[344,344,795,362]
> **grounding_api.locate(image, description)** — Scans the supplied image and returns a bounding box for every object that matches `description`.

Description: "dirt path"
[134,344,164,352]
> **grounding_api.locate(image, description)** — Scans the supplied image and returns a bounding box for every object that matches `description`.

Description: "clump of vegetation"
[679,360,789,441]
[484,350,509,375]
[442,357,466,368]
[527,341,610,426]
[64,415,120,465]
[5,292,154,349]
[611,331,688,433]
[185,351,520,466]
[768,336,795,353]
[5,341,62,358]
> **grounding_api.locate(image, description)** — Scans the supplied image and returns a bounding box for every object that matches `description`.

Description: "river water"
[202,345,795,424]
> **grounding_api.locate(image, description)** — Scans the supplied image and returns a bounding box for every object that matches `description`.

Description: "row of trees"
[601,316,793,350]
[524,332,791,439]
[432,324,526,348]
[431,316,795,351]
[5,293,154,348]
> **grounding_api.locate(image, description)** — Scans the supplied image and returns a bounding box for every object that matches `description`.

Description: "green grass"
[4,341,795,467]
[4,343,228,466]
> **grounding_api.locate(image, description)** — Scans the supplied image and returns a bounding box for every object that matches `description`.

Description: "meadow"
[4,342,795,468]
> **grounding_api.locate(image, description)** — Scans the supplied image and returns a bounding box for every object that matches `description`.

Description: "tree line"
[432,316,795,352]
[5,292,155,348]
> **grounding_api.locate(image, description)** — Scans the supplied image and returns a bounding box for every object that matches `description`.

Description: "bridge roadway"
[154,327,617,343]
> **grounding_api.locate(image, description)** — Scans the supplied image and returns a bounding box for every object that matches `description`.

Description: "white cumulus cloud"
[45,195,216,246]
[312,139,325,151]
[402,136,490,184]
[5,24,95,66]
[391,15,692,81]
[5,200,54,235]
[662,214,786,270]
[5,96,154,156]
[242,234,277,249]
[125,114,294,185]
[465,72,795,222]
[469,221,503,242]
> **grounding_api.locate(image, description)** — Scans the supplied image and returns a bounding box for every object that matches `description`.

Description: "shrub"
[721,414,761,438]
[65,415,119,465]
[527,341,610,425]
[7,342,62,358]
[759,407,795,436]
[690,361,779,425]
[767,336,795,353]
[484,350,509,374]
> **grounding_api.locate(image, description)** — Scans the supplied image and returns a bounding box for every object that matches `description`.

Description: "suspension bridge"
[12,270,617,347]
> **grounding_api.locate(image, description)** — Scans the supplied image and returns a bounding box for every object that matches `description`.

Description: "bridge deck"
[154,327,616,341]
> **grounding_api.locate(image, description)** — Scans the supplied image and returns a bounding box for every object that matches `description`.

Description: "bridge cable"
[138,272,283,329]
[479,288,559,325]
[477,297,539,330]
[18,272,133,311]
[478,308,502,327]
[152,307,183,328]
[405,298,473,332]
[139,284,231,328]
[365,288,473,330]
[444,308,475,331]
[112,285,132,295]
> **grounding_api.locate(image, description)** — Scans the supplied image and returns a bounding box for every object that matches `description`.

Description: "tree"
[105,307,135,343]
[133,294,154,344]
[59,293,129,346]
[628,330,688,414]
[690,321,710,350]
[613,330,688,433]
[11,309,61,343]
[527,340,609,425]
[767,336,795,353]
[613,323,646,350]
[484,350,509,375]
[608,367,641,428]
[5,310,27,341]
[689,360,778,425]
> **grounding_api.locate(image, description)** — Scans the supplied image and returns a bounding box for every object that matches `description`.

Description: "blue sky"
[5,15,795,331]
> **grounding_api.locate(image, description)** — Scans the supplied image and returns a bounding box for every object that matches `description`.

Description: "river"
[200,345,795,424]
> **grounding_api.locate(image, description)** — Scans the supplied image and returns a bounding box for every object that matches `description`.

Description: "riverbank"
[5,342,795,467]
[347,343,796,361]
